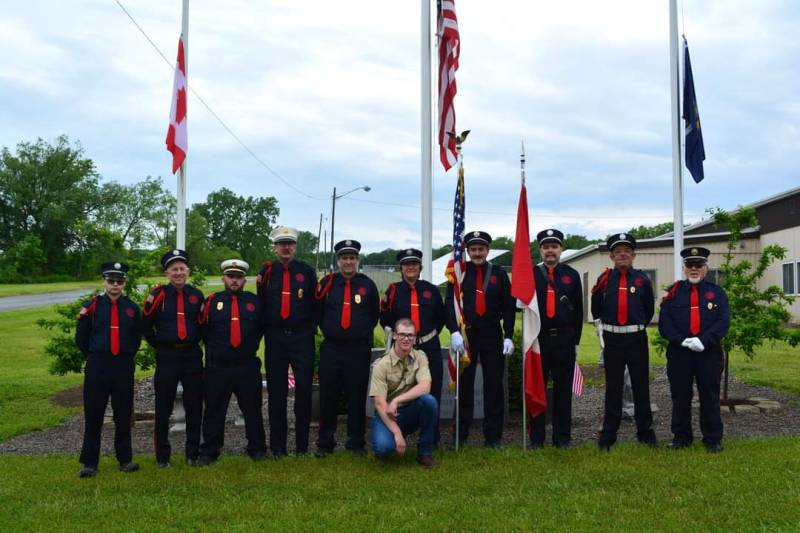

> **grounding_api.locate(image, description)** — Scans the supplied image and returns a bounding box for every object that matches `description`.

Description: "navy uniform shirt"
[256,259,317,329]
[658,280,730,349]
[445,262,516,339]
[534,263,584,344]
[200,290,264,361]
[141,283,204,347]
[75,294,142,357]
[316,273,379,342]
[591,268,655,326]
[380,280,445,343]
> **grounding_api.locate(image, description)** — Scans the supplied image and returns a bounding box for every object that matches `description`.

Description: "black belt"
[157,343,197,351]
[539,327,573,338]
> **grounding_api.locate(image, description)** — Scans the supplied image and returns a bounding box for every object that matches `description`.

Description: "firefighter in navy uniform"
[591,233,657,450]
[529,229,584,449]
[257,226,318,457]
[142,249,204,468]
[380,248,445,446]
[659,247,730,453]
[75,262,142,478]
[315,239,380,457]
[445,231,516,447]
[197,260,267,465]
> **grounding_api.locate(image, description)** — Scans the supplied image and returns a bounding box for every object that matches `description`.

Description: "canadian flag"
[166,35,187,174]
[511,183,547,418]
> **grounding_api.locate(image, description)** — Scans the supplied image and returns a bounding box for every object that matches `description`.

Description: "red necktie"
[617,271,628,325]
[475,266,486,317]
[280,267,291,320]
[690,284,701,335]
[176,287,187,340]
[110,299,120,356]
[230,295,241,348]
[341,280,352,330]
[546,267,556,319]
[409,284,421,333]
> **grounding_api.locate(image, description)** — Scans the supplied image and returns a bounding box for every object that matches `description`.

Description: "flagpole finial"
[520,140,526,185]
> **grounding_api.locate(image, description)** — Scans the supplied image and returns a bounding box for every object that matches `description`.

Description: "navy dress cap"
[396,248,423,264]
[465,231,492,247]
[335,239,361,255]
[161,249,189,270]
[607,233,637,251]
[680,246,710,263]
[537,229,564,246]
[101,261,129,278]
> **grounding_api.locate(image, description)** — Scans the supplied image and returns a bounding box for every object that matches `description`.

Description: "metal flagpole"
[176,0,189,249]
[420,0,434,281]
[520,141,527,450]
[453,133,467,453]
[669,0,684,282]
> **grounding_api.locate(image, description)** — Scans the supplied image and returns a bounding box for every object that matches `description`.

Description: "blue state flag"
[683,37,705,183]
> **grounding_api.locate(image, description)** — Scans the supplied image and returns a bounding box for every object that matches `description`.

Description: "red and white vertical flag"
[511,183,547,418]
[437,0,460,171]
[166,35,187,174]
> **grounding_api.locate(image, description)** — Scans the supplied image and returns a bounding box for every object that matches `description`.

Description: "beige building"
[562,186,800,324]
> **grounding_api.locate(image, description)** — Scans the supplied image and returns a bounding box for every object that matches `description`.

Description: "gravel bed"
[2,366,799,457]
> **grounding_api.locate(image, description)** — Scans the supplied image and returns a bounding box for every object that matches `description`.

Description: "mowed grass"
[1,438,800,530]
[0,307,84,440]
[0,281,99,297]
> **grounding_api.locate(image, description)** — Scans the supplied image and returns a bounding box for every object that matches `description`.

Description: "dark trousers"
[153,351,203,462]
[530,333,575,446]
[667,346,723,445]
[419,340,443,447]
[317,338,371,452]
[199,357,266,459]
[265,328,314,454]
[80,354,134,467]
[600,331,655,444]
[460,328,505,444]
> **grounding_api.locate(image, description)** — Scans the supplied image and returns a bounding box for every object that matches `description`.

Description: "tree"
[563,234,601,250]
[628,222,674,240]
[193,188,279,268]
[707,207,800,401]
[295,230,319,267]
[95,176,176,249]
[0,136,102,273]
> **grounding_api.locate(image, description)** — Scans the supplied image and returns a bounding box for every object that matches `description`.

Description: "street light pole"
[329,185,371,273]
[315,212,325,273]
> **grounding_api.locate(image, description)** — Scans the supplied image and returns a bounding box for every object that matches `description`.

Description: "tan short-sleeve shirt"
[369,347,431,405]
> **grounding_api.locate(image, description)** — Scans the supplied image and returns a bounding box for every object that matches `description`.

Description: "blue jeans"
[372,394,438,457]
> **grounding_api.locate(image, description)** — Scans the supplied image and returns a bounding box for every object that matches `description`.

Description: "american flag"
[437,0,460,171]
[573,363,584,397]
[445,164,468,386]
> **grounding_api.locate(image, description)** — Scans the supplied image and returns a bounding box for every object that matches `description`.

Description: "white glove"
[682,337,705,352]
[502,338,514,356]
[575,345,580,357]
[451,331,465,353]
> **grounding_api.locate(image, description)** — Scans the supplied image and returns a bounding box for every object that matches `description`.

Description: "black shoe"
[249,451,267,462]
[78,466,97,478]
[668,441,691,450]
[271,450,287,460]
[157,460,170,468]
[528,442,544,451]
[484,440,503,449]
[118,462,140,473]
[315,448,333,458]
[348,447,367,456]
[554,440,573,449]
[705,442,723,453]
[639,439,659,448]
[186,458,200,467]
[598,441,615,451]
[196,456,217,467]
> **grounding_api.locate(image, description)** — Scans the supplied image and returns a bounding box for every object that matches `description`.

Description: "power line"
[114,0,319,200]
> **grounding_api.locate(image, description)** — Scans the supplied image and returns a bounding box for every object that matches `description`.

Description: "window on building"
[782,262,796,295]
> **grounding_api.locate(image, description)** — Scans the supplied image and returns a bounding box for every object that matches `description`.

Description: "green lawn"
[1,439,799,530]
[0,281,99,297]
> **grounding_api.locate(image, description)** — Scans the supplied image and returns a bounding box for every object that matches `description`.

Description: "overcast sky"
[2,1,798,253]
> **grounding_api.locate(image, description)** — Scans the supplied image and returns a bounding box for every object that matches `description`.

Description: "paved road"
[0,289,95,312]
[0,281,226,313]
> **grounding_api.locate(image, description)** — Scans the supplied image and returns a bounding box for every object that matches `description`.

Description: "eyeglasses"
[105,278,126,285]
[394,333,416,340]
[685,261,706,269]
